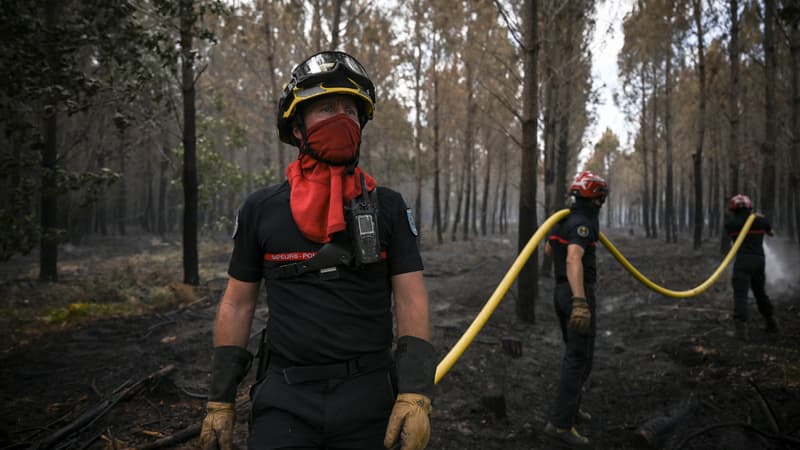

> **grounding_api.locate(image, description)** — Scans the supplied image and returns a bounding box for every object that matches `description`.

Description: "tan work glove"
[383,393,432,450]
[199,401,235,450]
[568,297,591,334]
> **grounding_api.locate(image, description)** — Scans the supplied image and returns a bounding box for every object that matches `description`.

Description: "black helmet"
[277,51,376,145]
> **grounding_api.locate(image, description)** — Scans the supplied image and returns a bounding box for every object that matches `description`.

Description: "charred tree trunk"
[665,43,677,244]
[481,129,492,236]
[451,162,465,242]
[727,0,741,195]
[491,146,502,235]
[711,154,720,237]
[311,0,322,52]
[650,67,659,239]
[542,71,557,225]
[413,0,423,238]
[692,0,706,250]
[329,0,343,49]
[517,0,539,323]
[556,103,570,211]
[760,0,777,218]
[143,157,154,232]
[39,0,60,282]
[640,71,651,238]
[95,152,109,235]
[500,169,508,234]
[540,73,557,274]
[158,135,171,236]
[180,0,199,285]
[116,134,127,236]
[443,141,452,233]
[432,36,443,244]
[462,63,475,241]
[263,0,285,179]
[472,165,478,235]
[790,7,800,245]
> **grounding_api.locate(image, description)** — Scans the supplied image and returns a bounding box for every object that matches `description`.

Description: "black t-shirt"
[548,205,599,284]
[228,181,423,364]
[724,211,772,257]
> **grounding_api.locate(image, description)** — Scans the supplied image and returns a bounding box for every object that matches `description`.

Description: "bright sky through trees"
[587,0,634,154]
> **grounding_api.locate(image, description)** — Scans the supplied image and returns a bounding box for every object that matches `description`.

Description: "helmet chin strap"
[592,197,606,208]
[570,195,605,210]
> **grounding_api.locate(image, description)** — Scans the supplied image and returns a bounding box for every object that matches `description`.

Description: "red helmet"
[728,194,752,211]
[569,171,609,199]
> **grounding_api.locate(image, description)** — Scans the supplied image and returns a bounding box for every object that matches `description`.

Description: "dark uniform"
[723,212,774,323]
[229,181,423,449]
[547,204,599,430]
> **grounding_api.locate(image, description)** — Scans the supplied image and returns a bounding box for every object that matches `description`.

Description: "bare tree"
[789,1,800,247]
[761,0,777,218]
[180,0,199,285]
[40,0,59,282]
[664,7,677,244]
[413,0,424,239]
[691,0,707,249]
[727,0,741,195]
[432,33,444,244]
[517,0,539,323]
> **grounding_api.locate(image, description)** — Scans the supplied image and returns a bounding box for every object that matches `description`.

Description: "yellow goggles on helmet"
[281,78,374,121]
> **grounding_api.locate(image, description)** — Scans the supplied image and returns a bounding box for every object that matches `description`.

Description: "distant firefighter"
[542,171,609,447]
[723,194,779,341]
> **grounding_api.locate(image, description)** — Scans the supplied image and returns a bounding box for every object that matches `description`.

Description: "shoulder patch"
[406,208,419,237]
[231,209,240,239]
[577,225,589,238]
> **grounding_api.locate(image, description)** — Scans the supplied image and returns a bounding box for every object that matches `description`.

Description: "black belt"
[270,350,393,385]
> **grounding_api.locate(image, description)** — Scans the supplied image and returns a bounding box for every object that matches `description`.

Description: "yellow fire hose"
[434,209,756,384]
[599,213,755,298]
[433,209,570,383]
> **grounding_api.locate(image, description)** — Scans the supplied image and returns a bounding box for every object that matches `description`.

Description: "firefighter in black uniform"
[723,194,778,341]
[542,171,608,447]
[199,51,435,450]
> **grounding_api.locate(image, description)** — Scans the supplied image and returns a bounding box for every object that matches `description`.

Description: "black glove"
[208,345,253,402]
[384,336,435,450]
[200,346,252,450]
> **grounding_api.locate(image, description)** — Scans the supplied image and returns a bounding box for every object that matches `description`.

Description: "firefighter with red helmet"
[723,194,778,341]
[542,171,608,446]
[199,51,435,450]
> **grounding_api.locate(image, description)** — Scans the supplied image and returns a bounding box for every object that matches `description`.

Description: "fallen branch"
[675,421,800,449]
[134,399,251,449]
[134,423,201,450]
[34,365,175,449]
[748,377,781,434]
[635,395,697,448]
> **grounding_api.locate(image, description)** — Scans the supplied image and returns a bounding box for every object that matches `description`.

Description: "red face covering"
[286,113,377,243]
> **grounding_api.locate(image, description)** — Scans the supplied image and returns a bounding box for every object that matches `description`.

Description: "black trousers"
[248,362,395,449]
[731,254,773,322]
[549,282,596,429]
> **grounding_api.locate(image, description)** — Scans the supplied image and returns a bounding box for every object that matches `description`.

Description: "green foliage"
[780,3,800,27]
[584,128,621,175]
[195,135,246,208]
[52,167,121,200]
[0,0,234,262]
[172,116,277,210]
[43,302,124,324]
[0,193,40,262]
[0,153,120,259]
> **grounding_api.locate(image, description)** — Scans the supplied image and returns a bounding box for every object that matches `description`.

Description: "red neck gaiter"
[286,113,377,243]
